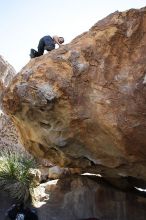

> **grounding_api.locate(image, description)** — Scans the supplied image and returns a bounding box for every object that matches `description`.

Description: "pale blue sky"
[0,0,146,71]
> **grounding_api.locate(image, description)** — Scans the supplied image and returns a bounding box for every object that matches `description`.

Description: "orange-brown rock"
[2,8,146,183]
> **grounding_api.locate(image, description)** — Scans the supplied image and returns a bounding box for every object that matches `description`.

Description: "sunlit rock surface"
[2,8,146,185]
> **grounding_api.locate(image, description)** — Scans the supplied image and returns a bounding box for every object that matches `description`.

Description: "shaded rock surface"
[33,175,146,220]
[2,7,146,186]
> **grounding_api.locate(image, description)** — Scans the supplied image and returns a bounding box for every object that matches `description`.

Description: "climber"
[30,35,64,58]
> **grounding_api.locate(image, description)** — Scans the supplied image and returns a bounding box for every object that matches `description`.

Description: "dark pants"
[37,38,55,56]
[30,37,55,58]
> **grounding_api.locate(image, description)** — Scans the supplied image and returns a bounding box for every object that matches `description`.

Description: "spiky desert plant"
[0,150,37,202]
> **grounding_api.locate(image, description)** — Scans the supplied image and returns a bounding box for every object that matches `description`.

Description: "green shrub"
[0,150,37,202]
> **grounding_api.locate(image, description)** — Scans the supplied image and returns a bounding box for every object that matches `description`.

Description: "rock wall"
[0,112,26,153]
[0,55,15,85]
[0,56,26,153]
[2,8,146,185]
[33,175,146,220]
[0,55,15,100]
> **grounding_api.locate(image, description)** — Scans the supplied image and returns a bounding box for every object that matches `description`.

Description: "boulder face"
[2,8,146,182]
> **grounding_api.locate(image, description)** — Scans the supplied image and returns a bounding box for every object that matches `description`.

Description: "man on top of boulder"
[30,35,64,58]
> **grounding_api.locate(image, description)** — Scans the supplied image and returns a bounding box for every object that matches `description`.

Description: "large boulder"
[2,8,146,183]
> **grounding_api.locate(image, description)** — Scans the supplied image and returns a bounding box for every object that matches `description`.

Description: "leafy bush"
[0,150,37,202]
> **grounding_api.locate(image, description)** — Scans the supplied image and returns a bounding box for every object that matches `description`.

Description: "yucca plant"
[0,150,37,203]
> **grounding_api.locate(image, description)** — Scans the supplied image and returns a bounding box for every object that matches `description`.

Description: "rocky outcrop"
[33,175,146,220]
[0,56,26,153]
[0,112,25,152]
[2,8,146,186]
[0,55,16,99]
